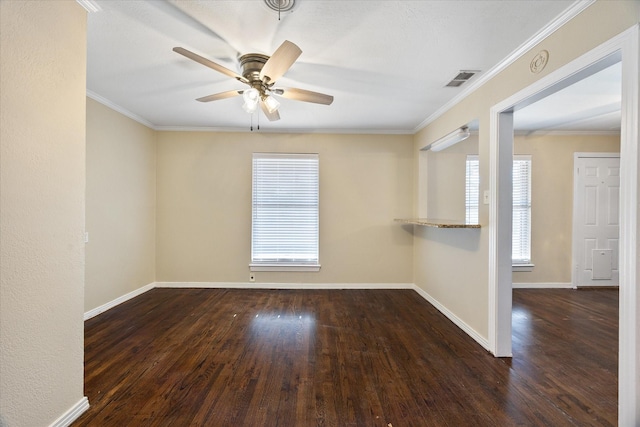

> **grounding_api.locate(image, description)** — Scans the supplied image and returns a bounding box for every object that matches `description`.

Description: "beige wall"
[421,133,621,285]
[514,133,620,284]
[156,131,414,284]
[423,135,479,220]
[85,98,157,312]
[0,1,87,426]
[414,0,639,340]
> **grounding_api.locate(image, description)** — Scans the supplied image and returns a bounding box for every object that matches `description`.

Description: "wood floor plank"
[74,288,617,426]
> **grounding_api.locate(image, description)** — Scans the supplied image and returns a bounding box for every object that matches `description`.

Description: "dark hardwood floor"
[74,288,618,426]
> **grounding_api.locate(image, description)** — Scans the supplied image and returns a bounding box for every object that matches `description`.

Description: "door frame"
[488,25,639,424]
[571,152,621,288]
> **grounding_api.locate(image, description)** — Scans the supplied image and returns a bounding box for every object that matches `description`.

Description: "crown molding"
[76,0,101,13]
[86,91,413,135]
[413,0,597,133]
[515,129,620,136]
[154,125,413,135]
[86,90,157,129]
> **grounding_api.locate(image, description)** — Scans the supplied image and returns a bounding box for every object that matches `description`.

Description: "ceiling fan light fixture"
[242,101,259,114]
[263,95,280,113]
[242,88,260,113]
[243,88,260,104]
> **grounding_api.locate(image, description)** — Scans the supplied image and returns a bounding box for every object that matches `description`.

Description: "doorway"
[488,26,639,424]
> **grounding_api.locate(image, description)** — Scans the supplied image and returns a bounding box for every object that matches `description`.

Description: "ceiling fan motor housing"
[239,53,272,96]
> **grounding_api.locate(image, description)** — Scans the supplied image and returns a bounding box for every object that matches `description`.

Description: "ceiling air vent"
[445,70,479,87]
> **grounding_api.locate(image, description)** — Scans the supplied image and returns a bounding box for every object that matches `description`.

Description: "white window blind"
[512,156,531,264]
[465,155,479,224]
[465,155,532,264]
[251,153,319,269]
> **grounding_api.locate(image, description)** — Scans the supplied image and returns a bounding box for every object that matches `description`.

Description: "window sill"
[513,263,535,272]
[250,264,321,272]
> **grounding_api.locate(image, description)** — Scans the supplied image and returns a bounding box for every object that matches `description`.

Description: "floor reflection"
[248,312,317,339]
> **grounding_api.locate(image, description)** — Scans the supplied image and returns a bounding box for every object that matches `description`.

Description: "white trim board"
[84,283,155,320]
[154,282,415,290]
[48,397,89,427]
[513,282,573,289]
[86,90,155,129]
[411,286,490,352]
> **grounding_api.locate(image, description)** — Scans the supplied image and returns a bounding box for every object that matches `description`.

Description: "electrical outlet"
[249,273,255,282]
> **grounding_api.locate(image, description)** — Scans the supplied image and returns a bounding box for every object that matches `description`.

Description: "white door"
[573,154,620,287]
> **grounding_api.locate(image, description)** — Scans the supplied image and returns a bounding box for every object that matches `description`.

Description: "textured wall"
[156,131,414,284]
[0,1,87,426]
[85,98,156,312]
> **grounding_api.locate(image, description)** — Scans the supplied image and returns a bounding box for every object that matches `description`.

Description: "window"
[466,155,532,265]
[511,156,532,264]
[251,153,320,271]
[465,155,480,224]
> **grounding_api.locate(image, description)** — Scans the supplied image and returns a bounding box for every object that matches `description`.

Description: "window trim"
[249,264,321,272]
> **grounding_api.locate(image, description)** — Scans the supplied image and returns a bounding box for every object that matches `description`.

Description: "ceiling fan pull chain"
[278,0,281,20]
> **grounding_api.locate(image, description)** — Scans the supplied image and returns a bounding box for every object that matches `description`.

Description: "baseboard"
[84,283,155,320]
[411,285,491,352]
[154,282,415,290]
[48,396,89,427]
[575,284,619,289]
[512,282,574,289]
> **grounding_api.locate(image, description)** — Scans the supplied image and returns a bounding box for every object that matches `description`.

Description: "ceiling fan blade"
[275,87,334,105]
[259,40,302,83]
[260,101,281,121]
[173,47,247,83]
[196,90,242,102]
[150,2,240,58]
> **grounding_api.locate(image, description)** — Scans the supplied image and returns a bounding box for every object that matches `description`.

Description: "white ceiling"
[86,0,610,134]
[514,61,621,133]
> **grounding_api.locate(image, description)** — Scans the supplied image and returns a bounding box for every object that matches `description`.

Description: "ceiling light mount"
[263,0,298,16]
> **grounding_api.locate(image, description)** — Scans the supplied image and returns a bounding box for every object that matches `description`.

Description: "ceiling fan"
[173,40,333,121]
